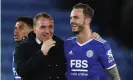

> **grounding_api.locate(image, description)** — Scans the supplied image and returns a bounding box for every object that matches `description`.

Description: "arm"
[107,66,121,80]
[98,41,121,80]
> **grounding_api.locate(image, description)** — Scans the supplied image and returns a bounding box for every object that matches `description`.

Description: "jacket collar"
[35,37,42,45]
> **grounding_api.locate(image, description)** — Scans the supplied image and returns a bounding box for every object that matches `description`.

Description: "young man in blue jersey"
[64,3,120,80]
[13,17,33,80]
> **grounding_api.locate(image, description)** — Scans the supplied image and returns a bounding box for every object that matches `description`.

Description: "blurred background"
[1,0,133,80]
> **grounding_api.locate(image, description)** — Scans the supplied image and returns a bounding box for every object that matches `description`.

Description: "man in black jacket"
[13,17,33,80]
[14,12,66,80]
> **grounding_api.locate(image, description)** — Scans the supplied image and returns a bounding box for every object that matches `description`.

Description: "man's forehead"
[37,17,53,24]
[70,8,84,17]
[15,21,25,27]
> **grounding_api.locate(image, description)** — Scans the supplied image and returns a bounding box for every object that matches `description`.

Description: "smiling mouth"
[72,24,77,27]
[14,35,19,38]
[43,35,50,38]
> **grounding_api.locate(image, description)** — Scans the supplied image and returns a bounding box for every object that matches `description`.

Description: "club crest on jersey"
[86,50,93,57]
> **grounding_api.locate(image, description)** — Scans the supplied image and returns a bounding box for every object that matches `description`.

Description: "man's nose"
[45,28,50,33]
[70,18,75,24]
[14,29,18,34]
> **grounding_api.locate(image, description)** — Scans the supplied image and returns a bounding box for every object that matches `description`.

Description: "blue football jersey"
[12,51,21,80]
[64,37,116,80]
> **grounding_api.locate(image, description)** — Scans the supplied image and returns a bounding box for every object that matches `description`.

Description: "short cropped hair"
[73,3,94,18]
[16,17,33,29]
[33,12,53,25]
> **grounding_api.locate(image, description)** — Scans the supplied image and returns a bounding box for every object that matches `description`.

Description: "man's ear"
[85,17,91,24]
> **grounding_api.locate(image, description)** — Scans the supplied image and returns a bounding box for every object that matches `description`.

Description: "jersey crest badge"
[86,50,93,57]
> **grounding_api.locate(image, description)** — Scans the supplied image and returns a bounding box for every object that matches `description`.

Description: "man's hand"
[92,32,100,39]
[41,39,56,56]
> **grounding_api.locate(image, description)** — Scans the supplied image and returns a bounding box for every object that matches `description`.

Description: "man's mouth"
[72,24,78,27]
[14,35,18,39]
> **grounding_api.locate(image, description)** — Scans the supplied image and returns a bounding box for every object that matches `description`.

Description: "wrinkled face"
[34,17,54,41]
[70,8,86,34]
[14,21,31,41]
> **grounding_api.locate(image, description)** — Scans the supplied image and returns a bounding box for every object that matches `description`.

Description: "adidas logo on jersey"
[68,50,73,55]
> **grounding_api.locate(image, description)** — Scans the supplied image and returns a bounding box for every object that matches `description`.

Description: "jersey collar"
[76,39,93,46]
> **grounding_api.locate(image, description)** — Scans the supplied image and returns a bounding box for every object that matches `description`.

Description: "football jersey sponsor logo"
[70,60,88,76]
[70,60,88,69]
[86,50,93,57]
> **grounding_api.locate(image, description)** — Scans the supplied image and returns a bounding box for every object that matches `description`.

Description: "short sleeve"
[99,42,116,70]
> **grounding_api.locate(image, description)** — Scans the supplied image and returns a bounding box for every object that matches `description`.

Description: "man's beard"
[72,24,84,35]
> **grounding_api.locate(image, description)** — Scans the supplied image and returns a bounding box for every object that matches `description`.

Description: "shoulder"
[53,35,64,46]
[27,31,36,40]
[53,35,63,42]
[65,36,76,43]
[92,37,111,49]
[16,31,36,47]
[93,37,107,44]
[15,39,34,50]
[64,36,76,45]
[66,36,76,41]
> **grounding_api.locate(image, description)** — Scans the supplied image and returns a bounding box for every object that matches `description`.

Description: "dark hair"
[73,3,94,18]
[33,12,53,25]
[16,17,33,29]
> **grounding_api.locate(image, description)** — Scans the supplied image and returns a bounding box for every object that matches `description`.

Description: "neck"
[76,26,92,44]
